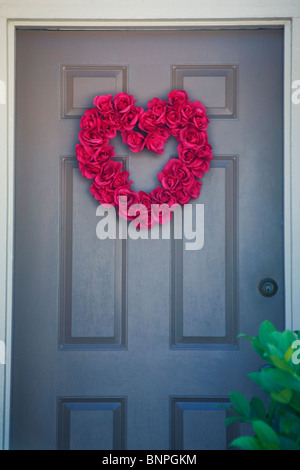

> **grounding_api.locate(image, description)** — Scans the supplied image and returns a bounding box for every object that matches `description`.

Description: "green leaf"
[271,387,293,404]
[280,330,297,356]
[237,333,255,340]
[229,391,250,417]
[258,321,276,348]
[269,331,282,347]
[230,436,262,450]
[250,397,266,420]
[289,392,300,413]
[284,346,294,363]
[278,435,300,450]
[251,340,268,360]
[280,415,300,436]
[269,355,294,373]
[265,368,300,392]
[225,416,243,426]
[267,344,284,358]
[252,420,280,449]
[248,371,282,395]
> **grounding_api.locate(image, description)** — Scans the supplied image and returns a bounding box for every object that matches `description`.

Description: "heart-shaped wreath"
[76,90,213,228]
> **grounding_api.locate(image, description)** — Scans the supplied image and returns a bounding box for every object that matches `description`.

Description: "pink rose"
[167,90,189,107]
[122,130,145,153]
[191,101,209,131]
[94,160,123,187]
[105,110,122,130]
[147,98,167,125]
[78,129,109,155]
[106,171,132,191]
[188,179,202,199]
[179,102,195,123]
[138,110,160,132]
[150,186,177,205]
[132,191,154,229]
[173,188,191,205]
[145,132,168,155]
[90,184,116,207]
[120,106,142,131]
[93,145,116,163]
[79,162,101,179]
[113,92,136,114]
[149,186,178,224]
[192,100,207,114]
[157,159,194,190]
[157,172,179,191]
[99,118,117,139]
[76,143,115,179]
[115,188,139,221]
[179,126,208,149]
[178,143,213,177]
[76,144,92,163]
[80,108,101,131]
[93,95,113,115]
[165,108,182,130]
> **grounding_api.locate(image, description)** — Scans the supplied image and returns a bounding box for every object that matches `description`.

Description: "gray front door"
[11,29,284,450]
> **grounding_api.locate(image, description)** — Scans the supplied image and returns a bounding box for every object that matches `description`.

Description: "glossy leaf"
[258,321,276,348]
[252,420,280,449]
[230,436,262,450]
[229,391,250,417]
[250,397,266,420]
[270,387,292,404]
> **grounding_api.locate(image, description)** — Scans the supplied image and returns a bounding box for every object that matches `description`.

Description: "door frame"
[1,0,300,450]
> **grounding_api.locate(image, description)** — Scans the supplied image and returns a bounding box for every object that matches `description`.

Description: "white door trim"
[1,5,300,449]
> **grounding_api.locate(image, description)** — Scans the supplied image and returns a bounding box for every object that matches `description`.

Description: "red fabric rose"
[113,92,136,114]
[133,191,154,229]
[145,132,168,155]
[191,101,210,131]
[79,162,102,179]
[78,129,109,155]
[120,106,142,131]
[167,90,189,107]
[149,187,178,225]
[76,144,92,163]
[93,145,116,163]
[173,188,191,205]
[147,98,167,125]
[179,126,208,149]
[80,108,101,131]
[115,188,140,221]
[188,179,202,199]
[93,95,113,115]
[90,184,116,207]
[165,108,182,130]
[157,159,194,190]
[122,130,145,153]
[178,143,213,177]
[105,110,122,130]
[94,160,123,187]
[179,102,195,124]
[138,110,160,133]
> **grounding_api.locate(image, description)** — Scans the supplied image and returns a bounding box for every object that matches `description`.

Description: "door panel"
[11,29,284,450]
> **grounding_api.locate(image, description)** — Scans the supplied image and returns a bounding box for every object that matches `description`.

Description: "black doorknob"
[258,278,278,297]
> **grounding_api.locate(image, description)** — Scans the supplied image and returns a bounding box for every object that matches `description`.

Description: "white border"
[1,5,300,449]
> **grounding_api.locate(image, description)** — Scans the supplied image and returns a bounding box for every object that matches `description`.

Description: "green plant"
[226,320,300,450]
